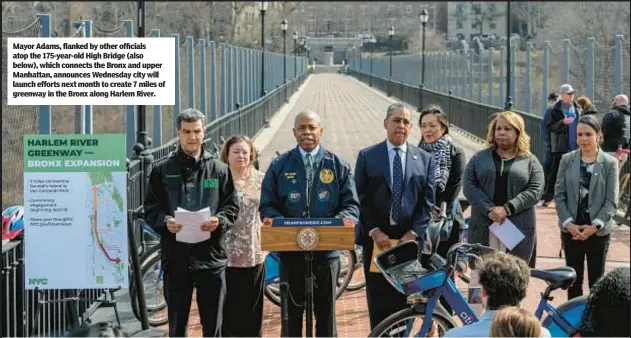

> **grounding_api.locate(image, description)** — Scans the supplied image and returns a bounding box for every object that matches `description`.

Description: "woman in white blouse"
[219,135,266,337]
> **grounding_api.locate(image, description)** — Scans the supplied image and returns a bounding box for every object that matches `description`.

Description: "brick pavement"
[173,73,630,337]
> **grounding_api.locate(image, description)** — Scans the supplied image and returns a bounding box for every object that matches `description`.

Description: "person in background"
[144,109,239,337]
[541,92,560,191]
[219,136,266,337]
[444,252,551,337]
[417,104,466,314]
[601,94,630,167]
[542,84,582,207]
[463,111,544,262]
[490,306,542,337]
[577,96,598,116]
[575,267,630,337]
[554,115,619,300]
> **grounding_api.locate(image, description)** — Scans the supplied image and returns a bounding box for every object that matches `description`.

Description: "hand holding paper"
[200,217,220,232]
[174,207,212,244]
[489,218,525,251]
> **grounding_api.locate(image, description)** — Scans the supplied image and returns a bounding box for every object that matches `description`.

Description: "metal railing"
[2,10,309,337]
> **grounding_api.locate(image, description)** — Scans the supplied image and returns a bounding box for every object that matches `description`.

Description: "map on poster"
[23,134,128,290]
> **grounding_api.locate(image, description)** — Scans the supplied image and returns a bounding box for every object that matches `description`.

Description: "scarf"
[419,134,452,192]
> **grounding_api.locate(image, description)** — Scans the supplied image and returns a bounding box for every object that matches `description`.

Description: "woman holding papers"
[554,115,619,299]
[219,136,266,337]
[463,111,544,262]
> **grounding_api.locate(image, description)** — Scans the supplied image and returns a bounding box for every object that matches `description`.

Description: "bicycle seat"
[530,267,576,290]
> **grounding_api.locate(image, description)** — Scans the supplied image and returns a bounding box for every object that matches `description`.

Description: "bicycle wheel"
[130,244,164,312]
[370,305,457,337]
[541,295,588,337]
[130,250,169,327]
[345,247,366,291]
[263,250,355,306]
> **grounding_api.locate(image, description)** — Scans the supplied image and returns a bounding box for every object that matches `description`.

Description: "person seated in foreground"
[490,306,542,337]
[444,252,551,337]
[574,266,630,337]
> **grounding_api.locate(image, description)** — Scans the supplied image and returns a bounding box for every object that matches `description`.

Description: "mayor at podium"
[259,110,360,337]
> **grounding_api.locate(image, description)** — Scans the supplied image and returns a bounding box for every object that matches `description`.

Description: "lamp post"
[359,42,363,72]
[388,25,394,97]
[293,31,297,79]
[418,9,429,111]
[505,0,513,110]
[281,19,288,84]
[257,1,268,97]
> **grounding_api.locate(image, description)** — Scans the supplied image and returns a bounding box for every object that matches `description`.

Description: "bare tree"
[542,2,630,106]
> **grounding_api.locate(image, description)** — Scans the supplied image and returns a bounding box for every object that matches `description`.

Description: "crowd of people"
[143,83,630,337]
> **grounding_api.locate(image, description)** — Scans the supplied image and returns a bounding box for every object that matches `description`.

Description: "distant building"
[288,2,440,40]
[447,2,506,40]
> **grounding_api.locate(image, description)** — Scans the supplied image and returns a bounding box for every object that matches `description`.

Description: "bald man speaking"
[259,110,360,337]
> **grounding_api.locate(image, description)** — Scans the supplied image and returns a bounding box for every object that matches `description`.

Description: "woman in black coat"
[417,105,466,314]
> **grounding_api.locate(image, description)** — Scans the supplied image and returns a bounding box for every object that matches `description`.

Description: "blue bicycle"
[370,215,587,337]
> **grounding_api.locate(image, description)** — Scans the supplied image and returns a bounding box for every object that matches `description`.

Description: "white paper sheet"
[489,218,525,251]
[174,207,212,244]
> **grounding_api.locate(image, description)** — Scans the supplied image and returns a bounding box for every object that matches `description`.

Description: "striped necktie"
[305,153,314,205]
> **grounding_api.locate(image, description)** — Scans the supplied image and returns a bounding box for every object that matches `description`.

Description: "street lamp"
[281,19,288,85]
[388,25,394,97]
[505,0,512,110]
[418,9,429,111]
[257,1,268,97]
[359,42,363,72]
[293,31,298,79]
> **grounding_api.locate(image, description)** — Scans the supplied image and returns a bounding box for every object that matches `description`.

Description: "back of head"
[478,252,530,310]
[490,306,542,337]
[613,94,629,108]
[577,267,630,337]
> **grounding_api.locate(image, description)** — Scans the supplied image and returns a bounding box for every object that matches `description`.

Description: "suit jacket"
[354,141,436,245]
[554,149,619,236]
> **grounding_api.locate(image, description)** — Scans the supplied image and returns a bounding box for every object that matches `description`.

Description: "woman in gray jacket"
[463,111,544,262]
[554,115,619,299]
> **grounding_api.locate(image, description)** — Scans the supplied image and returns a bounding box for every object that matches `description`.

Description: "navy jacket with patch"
[259,145,360,258]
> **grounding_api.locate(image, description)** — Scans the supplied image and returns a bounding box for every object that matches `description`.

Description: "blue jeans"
[542,146,552,173]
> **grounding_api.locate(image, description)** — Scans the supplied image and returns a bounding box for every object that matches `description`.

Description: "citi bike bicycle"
[369,203,587,337]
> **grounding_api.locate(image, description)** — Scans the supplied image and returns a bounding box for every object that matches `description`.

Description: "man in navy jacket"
[260,110,360,337]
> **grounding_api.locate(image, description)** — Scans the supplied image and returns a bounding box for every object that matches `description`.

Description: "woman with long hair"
[463,111,544,261]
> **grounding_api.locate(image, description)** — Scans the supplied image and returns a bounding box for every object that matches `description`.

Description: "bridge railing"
[350,34,629,117]
[2,11,308,337]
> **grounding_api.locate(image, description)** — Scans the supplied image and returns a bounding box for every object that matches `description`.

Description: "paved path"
[139,73,630,337]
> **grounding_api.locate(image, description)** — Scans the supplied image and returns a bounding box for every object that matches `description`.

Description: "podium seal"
[296,227,319,250]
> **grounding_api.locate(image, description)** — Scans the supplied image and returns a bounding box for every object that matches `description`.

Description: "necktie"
[392,147,404,224]
[305,153,314,207]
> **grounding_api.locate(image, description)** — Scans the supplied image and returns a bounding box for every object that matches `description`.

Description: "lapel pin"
[412,155,418,160]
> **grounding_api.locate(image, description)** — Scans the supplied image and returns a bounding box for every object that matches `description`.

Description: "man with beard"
[354,103,436,329]
[259,110,360,337]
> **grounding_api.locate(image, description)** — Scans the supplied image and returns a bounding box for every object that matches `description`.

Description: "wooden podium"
[261,217,355,251]
[260,217,356,337]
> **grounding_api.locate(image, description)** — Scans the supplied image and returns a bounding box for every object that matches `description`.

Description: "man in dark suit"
[354,103,436,329]
[260,110,360,337]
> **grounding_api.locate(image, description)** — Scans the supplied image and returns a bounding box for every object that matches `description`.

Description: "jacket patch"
[319,169,334,184]
[317,189,330,201]
[288,191,301,203]
[203,178,218,188]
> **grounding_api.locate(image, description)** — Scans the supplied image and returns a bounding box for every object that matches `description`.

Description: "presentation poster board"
[23,134,128,290]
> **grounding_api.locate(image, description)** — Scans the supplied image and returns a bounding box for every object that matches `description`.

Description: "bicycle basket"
[374,241,447,295]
